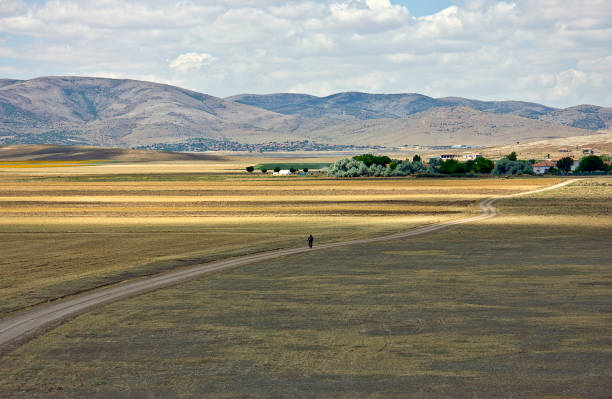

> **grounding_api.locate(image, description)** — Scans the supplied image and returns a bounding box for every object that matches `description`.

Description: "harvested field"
[0,172,557,316]
[0,178,609,398]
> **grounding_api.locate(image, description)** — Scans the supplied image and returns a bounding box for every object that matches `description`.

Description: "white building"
[533,161,556,175]
[273,169,292,176]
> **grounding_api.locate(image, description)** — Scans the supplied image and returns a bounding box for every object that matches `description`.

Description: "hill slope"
[0,76,607,149]
[0,76,298,146]
[300,106,593,147]
[0,145,224,161]
[229,92,612,130]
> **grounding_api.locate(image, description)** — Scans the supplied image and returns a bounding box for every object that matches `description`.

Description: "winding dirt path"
[0,179,579,353]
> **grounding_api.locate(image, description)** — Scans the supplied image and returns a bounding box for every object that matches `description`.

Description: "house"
[463,153,482,160]
[273,169,292,176]
[439,154,458,160]
[533,161,556,175]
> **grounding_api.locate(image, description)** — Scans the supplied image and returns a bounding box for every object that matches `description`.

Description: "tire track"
[0,179,579,354]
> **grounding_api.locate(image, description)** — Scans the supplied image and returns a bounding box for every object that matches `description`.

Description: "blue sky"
[392,0,455,16]
[0,0,611,107]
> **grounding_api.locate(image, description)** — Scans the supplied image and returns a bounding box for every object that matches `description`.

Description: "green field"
[1,179,610,397]
[253,162,331,170]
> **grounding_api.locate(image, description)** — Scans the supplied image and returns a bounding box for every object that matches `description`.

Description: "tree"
[389,160,398,170]
[427,158,441,173]
[289,168,296,173]
[492,158,533,175]
[261,168,268,174]
[246,166,254,173]
[465,159,475,172]
[577,155,606,172]
[440,159,467,174]
[556,157,574,173]
[507,151,518,161]
[353,154,391,167]
[303,168,308,173]
[473,157,495,174]
[412,154,421,163]
[274,167,281,173]
[327,158,369,177]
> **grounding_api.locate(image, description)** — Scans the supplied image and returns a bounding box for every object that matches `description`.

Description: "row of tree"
[246,166,309,173]
[570,155,611,173]
[328,155,430,177]
[327,152,611,177]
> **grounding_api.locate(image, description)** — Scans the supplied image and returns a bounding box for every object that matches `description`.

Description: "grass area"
[0,176,556,315]
[32,173,229,182]
[253,162,331,170]
[1,178,609,397]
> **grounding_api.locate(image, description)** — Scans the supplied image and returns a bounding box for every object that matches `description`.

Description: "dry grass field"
[478,131,612,161]
[0,177,610,398]
[0,164,556,316]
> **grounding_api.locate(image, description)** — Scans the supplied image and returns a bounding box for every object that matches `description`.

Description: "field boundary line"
[0,178,580,355]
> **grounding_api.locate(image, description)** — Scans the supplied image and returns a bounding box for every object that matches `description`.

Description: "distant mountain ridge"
[228,92,611,130]
[0,76,609,148]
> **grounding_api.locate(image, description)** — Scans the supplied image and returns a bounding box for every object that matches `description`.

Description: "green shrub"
[556,157,574,173]
[246,166,254,173]
[473,157,495,174]
[577,155,606,172]
[353,154,391,167]
[492,158,533,175]
[440,159,467,174]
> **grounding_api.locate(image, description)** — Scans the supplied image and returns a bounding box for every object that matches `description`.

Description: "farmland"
[0,173,610,397]
[0,162,556,315]
[0,156,610,398]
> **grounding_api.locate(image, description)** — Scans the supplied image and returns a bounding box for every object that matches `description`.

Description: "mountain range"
[0,76,610,148]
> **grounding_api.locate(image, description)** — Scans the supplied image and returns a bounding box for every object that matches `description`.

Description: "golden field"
[1,174,610,398]
[0,161,560,315]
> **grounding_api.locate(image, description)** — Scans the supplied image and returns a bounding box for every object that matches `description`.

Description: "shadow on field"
[2,217,611,398]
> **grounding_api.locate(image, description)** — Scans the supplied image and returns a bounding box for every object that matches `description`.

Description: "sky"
[0,0,610,107]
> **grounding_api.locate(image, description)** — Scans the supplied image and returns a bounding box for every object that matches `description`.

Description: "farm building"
[273,169,292,176]
[440,154,458,160]
[533,161,556,175]
[581,148,600,154]
[463,153,482,160]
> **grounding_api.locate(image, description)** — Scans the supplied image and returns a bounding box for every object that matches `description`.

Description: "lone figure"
[307,234,314,248]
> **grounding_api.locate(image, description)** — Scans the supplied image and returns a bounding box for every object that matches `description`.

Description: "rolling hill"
[0,76,609,149]
[229,92,612,130]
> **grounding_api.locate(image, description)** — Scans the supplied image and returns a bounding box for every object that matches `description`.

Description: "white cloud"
[0,0,25,17]
[169,53,216,74]
[0,0,610,107]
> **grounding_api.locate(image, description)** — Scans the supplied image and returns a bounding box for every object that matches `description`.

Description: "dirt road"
[0,179,579,353]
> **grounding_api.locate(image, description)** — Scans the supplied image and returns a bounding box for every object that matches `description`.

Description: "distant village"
[135,139,484,154]
[134,139,381,153]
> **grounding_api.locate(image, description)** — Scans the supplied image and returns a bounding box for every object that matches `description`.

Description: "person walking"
[307,234,314,248]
